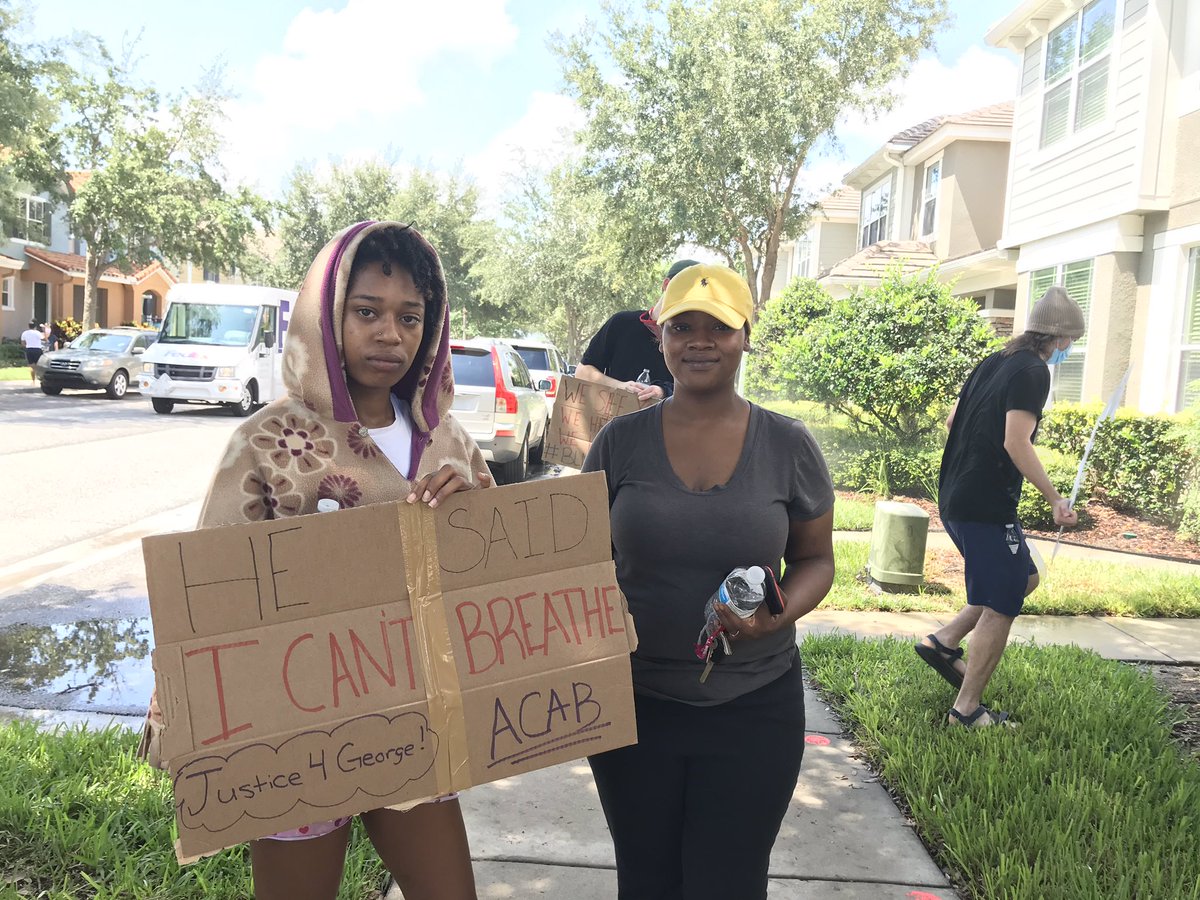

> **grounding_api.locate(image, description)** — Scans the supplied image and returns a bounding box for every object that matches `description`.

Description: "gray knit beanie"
[1026,285,1085,339]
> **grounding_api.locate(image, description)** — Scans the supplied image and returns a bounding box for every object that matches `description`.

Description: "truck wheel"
[229,384,255,417]
[496,433,529,484]
[152,398,174,414]
[105,370,129,399]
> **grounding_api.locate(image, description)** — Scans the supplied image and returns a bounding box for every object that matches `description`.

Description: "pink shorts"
[263,793,458,842]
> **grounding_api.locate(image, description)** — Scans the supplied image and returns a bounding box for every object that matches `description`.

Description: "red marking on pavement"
[804,735,831,745]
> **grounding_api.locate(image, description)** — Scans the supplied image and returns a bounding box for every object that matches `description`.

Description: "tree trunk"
[82,244,103,330]
[737,239,758,309]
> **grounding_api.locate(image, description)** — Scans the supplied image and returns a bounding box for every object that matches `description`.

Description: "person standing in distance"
[21,321,45,384]
[915,286,1085,727]
[573,258,699,401]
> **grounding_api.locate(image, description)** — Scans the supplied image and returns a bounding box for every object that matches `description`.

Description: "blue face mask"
[1048,343,1072,366]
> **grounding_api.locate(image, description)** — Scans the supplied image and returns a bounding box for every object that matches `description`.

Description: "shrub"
[746,277,833,402]
[1174,410,1200,541]
[1040,403,1192,524]
[782,266,1001,444]
[0,341,26,368]
[1018,447,1093,529]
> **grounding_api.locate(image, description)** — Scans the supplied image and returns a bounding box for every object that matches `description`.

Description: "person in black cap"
[574,259,699,401]
[915,285,1086,728]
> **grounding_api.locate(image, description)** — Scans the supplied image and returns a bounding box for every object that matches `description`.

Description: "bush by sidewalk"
[0,721,387,899]
[802,634,1200,900]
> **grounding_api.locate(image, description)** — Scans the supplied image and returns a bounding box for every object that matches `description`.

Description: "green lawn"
[833,493,876,531]
[825,540,1200,617]
[0,722,387,899]
[801,634,1200,900]
[0,366,33,381]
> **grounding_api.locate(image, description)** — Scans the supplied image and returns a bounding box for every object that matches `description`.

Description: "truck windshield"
[158,303,261,346]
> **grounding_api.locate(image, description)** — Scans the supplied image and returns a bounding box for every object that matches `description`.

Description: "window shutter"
[1030,268,1057,309]
[1053,353,1086,403]
[1021,38,1044,96]
[1075,58,1110,130]
[1041,82,1071,147]
[1062,260,1094,348]
[1185,250,1200,345]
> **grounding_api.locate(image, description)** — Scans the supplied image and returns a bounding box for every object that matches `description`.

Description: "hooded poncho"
[140,221,487,767]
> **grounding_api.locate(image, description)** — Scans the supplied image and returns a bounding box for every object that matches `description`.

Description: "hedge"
[1039,403,1194,525]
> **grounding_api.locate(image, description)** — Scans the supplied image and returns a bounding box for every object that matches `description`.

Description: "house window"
[1030,259,1094,403]
[921,161,941,238]
[202,265,220,283]
[1178,248,1200,412]
[795,236,811,278]
[859,178,890,248]
[1040,0,1116,149]
[12,195,52,245]
[1,276,13,310]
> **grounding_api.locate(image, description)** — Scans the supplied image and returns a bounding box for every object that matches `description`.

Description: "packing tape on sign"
[397,501,471,796]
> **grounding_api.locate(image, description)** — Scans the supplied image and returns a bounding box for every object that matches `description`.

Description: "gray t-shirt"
[582,402,834,705]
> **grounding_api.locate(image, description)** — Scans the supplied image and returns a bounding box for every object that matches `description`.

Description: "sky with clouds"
[22,0,1021,210]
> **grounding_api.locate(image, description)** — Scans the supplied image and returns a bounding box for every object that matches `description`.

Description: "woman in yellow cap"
[582,264,835,898]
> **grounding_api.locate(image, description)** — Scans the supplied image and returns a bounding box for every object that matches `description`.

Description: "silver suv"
[450,338,550,484]
[36,327,156,399]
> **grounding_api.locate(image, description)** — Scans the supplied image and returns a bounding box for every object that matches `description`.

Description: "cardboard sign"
[142,472,637,862]
[542,375,653,469]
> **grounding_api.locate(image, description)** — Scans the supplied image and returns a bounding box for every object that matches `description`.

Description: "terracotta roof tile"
[23,247,174,284]
[888,101,1014,147]
[822,240,938,280]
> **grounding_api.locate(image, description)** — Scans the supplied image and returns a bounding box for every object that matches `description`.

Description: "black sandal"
[914,634,965,689]
[948,704,1014,728]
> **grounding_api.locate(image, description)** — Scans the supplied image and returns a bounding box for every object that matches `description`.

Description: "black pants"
[588,653,806,900]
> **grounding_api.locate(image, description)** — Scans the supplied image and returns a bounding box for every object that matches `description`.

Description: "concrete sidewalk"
[10,606,1200,900]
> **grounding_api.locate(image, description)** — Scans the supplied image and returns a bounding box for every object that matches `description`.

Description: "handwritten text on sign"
[143,472,637,860]
[542,375,649,469]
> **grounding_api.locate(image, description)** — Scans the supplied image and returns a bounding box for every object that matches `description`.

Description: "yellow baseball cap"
[657,264,754,330]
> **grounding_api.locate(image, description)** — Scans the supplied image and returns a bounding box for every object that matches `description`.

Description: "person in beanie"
[915,285,1086,727]
[574,258,700,401]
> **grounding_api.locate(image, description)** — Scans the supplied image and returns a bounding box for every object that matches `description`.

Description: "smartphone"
[762,565,785,616]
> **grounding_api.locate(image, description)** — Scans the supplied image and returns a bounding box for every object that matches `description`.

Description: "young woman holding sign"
[141,223,489,899]
[582,264,836,898]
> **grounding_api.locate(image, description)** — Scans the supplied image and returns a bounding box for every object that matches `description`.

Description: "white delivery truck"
[139,283,298,415]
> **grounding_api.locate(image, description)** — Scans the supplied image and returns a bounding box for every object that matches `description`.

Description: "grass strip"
[833,493,876,531]
[0,721,386,899]
[825,540,1200,617]
[801,634,1200,900]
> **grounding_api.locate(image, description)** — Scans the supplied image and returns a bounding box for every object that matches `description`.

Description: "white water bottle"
[701,566,766,644]
[636,368,651,384]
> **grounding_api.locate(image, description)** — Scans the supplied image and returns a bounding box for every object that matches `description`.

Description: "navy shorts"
[942,519,1038,618]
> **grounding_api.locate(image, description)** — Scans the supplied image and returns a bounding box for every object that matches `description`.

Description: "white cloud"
[220,0,519,190]
[811,45,1020,186]
[465,91,585,213]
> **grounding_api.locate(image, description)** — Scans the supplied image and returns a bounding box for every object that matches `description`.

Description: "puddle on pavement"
[0,617,154,713]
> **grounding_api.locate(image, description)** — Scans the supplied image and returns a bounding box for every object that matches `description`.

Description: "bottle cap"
[317,499,341,513]
[745,566,765,585]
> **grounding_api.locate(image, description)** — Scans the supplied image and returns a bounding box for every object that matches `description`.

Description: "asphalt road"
[0,381,560,630]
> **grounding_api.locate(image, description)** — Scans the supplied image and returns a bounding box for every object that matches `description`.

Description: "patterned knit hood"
[195,221,484,529]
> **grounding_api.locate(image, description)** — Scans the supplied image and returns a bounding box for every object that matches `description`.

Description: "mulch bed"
[841,490,1200,564]
[1141,664,1200,761]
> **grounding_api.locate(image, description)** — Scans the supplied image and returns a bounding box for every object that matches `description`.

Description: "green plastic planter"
[867,500,930,589]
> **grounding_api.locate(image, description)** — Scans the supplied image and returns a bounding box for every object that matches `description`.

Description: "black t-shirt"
[580,310,674,397]
[938,349,1050,524]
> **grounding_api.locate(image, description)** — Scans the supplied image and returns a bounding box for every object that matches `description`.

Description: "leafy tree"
[0,1,59,234]
[477,163,658,361]
[784,267,1000,443]
[43,39,269,327]
[746,276,833,401]
[556,0,947,310]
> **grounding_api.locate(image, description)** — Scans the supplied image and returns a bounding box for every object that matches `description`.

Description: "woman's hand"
[712,586,789,643]
[406,466,493,508]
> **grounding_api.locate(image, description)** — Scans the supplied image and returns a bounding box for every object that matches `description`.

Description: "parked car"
[36,327,157,399]
[450,338,550,484]
[508,339,569,411]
